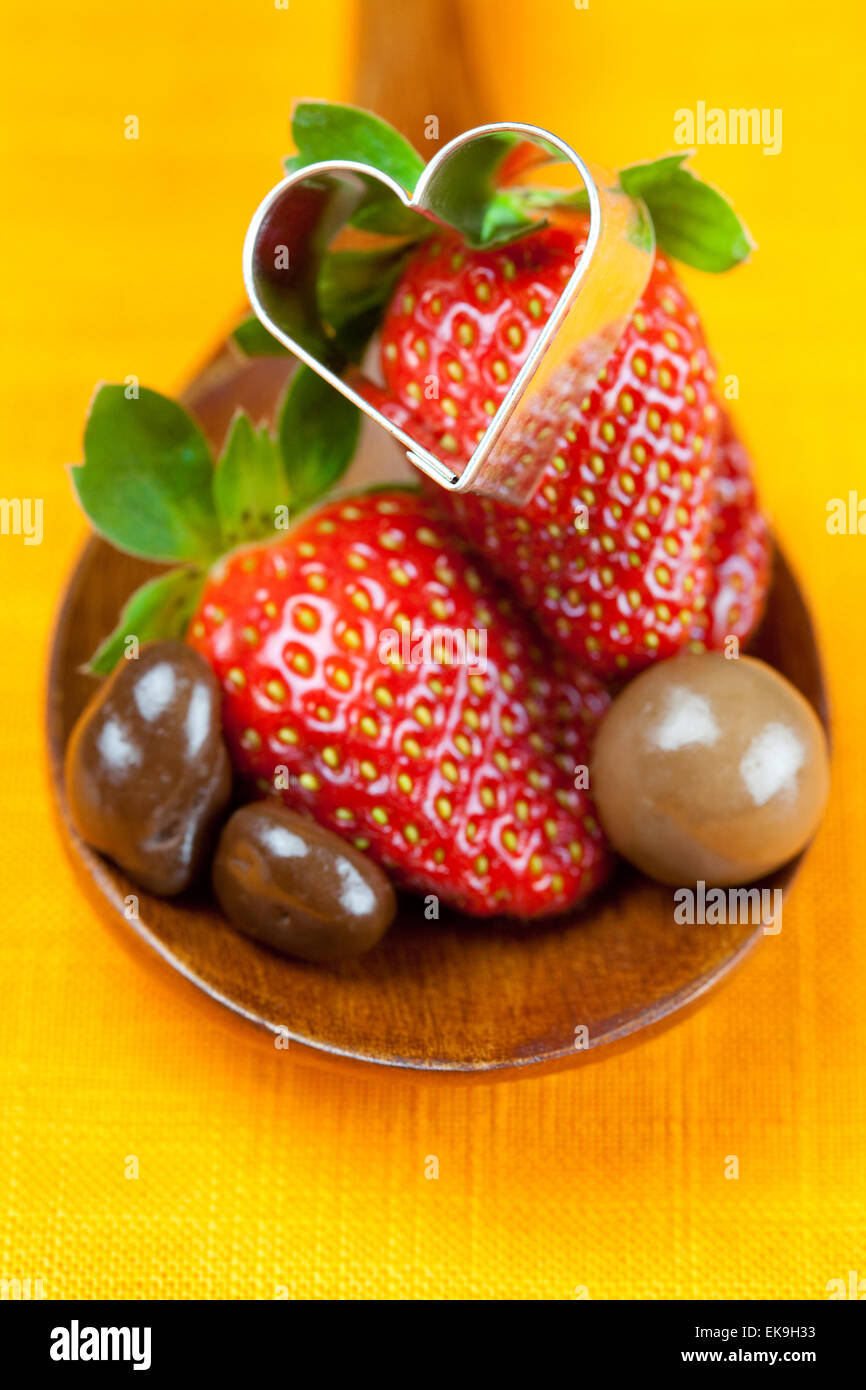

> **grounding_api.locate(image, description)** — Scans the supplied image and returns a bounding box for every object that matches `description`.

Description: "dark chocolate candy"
[213,802,396,962]
[65,641,232,894]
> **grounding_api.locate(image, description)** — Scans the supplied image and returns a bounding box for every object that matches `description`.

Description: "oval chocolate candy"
[65,641,232,895]
[212,802,397,962]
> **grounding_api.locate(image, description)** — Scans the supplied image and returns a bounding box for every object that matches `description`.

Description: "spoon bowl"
[46,345,829,1077]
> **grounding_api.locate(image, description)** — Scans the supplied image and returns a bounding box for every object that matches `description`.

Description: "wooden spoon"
[47,340,829,1076]
[45,3,830,1076]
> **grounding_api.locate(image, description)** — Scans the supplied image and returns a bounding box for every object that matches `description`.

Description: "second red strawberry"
[379,222,769,677]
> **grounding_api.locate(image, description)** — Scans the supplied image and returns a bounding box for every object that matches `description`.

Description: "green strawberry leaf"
[617,154,690,198]
[332,305,391,364]
[319,246,409,361]
[285,144,405,238]
[515,155,689,215]
[278,364,360,515]
[479,190,547,249]
[292,101,425,188]
[72,385,219,563]
[318,247,408,329]
[513,185,588,212]
[289,102,428,240]
[234,243,409,366]
[213,411,289,548]
[232,314,291,357]
[627,199,656,256]
[631,166,753,271]
[233,302,375,369]
[85,566,205,676]
[344,187,427,239]
[420,130,544,249]
[516,153,751,271]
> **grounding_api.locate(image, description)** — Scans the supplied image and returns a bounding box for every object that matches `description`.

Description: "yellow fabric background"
[1,0,864,1300]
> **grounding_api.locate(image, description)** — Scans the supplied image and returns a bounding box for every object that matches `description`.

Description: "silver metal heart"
[243,122,653,505]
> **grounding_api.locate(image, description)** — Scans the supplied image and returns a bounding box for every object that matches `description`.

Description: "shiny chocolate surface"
[213,801,396,962]
[65,642,232,895]
[592,654,830,886]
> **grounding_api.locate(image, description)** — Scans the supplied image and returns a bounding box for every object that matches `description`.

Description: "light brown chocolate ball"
[591,654,830,886]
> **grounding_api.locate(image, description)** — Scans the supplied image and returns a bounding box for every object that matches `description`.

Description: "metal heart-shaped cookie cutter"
[243,122,653,505]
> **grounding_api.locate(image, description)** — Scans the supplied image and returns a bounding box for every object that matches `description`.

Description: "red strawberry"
[187,489,611,919]
[379,223,722,678]
[695,413,772,650]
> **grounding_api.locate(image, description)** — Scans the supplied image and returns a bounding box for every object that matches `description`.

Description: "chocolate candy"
[591,654,830,886]
[65,641,232,894]
[212,802,396,961]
